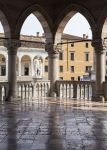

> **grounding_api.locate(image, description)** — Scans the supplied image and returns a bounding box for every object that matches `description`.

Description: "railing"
[17,80,50,99]
[55,80,96,100]
[3,80,107,101]
[17,81,33,99]
[0,80,50,100]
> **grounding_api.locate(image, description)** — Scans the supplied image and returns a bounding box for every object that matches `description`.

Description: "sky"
[0,13,92,38]
[64,13,92,38]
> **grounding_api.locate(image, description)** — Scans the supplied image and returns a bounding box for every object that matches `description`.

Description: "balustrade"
[56,80,96,100]
[17,80,50,99]
[34,80,50,98]
[2,80,107,101]
[17,81,33,99]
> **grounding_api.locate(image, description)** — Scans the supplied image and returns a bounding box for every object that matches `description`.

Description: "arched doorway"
[21,55,31,76]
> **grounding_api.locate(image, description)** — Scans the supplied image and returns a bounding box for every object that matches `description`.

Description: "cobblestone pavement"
[0,98,107,150]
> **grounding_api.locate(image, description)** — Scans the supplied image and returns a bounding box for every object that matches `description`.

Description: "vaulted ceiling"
[0,0,107,39]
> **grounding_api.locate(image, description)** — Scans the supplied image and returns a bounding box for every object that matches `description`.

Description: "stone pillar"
[73,82,77,99]
[92,39,105,101]
[45,43,59,96]
[0,66,1,76]
[4,39,21,101]
[19,57,21,76]
[6,57,8,77]
[31,58,34,77]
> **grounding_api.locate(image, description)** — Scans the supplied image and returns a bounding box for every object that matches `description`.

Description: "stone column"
[4,39,21,101]
[0,66,1,76]
[6,57,8,77]
[92,39,105,101]
[31,58,34,77]
[19,57,21,76]
[45,43,59,97]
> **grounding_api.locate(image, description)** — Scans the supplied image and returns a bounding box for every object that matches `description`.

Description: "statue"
[33,57,42,78]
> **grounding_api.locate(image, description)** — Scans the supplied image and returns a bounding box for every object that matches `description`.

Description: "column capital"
[45,43,61,54]
[92,38,106,54]
[4,39,21,55]
[4,39,21,49]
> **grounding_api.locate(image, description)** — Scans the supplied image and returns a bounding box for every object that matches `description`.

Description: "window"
[71,77,74,80]
[45,57,48,60]
[71,43,74,47]
[2,58,5,62]
[85,66,88,72]
[70,66,74,72]
[78,76,80,81]
[59,52,63,60]
[59,66,63,72]
[86,43,89,48]
[70,52,74,61]
[85,53,89,61]
[85,66,92,72]
[24,67,29,76]
[1,66,6,76]
[45,65,48,72]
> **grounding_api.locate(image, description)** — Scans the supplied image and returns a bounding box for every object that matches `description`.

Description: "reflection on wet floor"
[0,98,107,149]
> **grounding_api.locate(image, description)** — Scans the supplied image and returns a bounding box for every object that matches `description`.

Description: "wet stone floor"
[0,98,107,150]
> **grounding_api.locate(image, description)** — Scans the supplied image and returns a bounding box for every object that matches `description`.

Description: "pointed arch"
[54,3,96,44]
[15,4,53,43]
[98,5,107,38]
[0,7,10,38]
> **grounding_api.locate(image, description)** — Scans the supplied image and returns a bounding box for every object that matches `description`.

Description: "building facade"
[44,34,94,80]
[0,33,93,81]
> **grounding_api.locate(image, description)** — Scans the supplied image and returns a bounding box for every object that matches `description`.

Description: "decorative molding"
[4,39,21,55]
[102,39,107,50]
[4,39,21,49]
[15,4,53,41]
[92,38,106,54]
[97,4,107,37]
[55,3,96,37]
[45,43,61,54]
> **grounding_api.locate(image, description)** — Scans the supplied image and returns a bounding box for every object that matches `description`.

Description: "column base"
[48,84,59,97]
[48,91,57,97]
[5,96,17,102]
[92,95,105,102]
